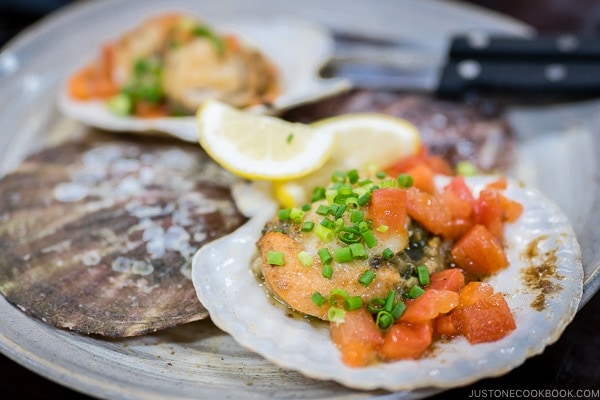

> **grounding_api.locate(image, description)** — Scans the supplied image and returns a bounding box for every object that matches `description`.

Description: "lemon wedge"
[196,100,336,180]
[274,113,421,207]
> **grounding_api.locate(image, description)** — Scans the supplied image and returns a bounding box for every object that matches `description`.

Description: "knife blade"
[328,33,600,96]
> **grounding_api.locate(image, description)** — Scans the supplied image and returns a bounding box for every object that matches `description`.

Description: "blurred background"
[0,1,598,399]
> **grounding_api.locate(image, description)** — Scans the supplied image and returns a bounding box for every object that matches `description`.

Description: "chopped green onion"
[278,208,291,221]
[376,171,387,179]
[311,187,326,202]
[301,221,315,232]
[347,169,360,184]
[315,204,330,216]
[358,269,376,287]
[301,203,312,212]
[286,133,294,144]
[338,184,354,196]
[361,229,378,248]
[192,24,225,53]
[357,221,370,233]
[357,192,372,206]
[397,174,414,188]
[375,310,394,330]
[322,263,333,279]
[381,179,397,188]
[376,224,389,233]
[333,247,353,263]
[290,208,305,223]
[325,189,338,204]
[316,204,330,216]
[350,210,364,223]
[314,224,335,242]
[311,292,326,306]
[327,307,346,326]
[384,290,396,312]
[297,251,314,267]
[266,251,285,266]
[320,217,335,230]
[343,296,363,311]
[417,265,430,286]
[329,288,350,306]
[317,248,333,264]
[332,203,347,218]
[349,243,368,260]
[344,196,359,208]
[391,300,406,320]
[408,285,426,298]
[456,160,479,176]
[367,297,385,314]
[331,171,347,183]
[382,248,395,260]
[338,230,361,244]
[106,93,133,116]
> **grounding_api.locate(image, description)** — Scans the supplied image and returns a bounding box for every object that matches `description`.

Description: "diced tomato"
[474,188,505,242]
[368,188,408,238]
[399,289,460,324]
[474,184,524,243]
[68,44,117,100]
[458,281,495,306]
[405,163,436,194]
[486,177,508,190]
[501,194,524,223]
[329,308,383,367]
[428,269,466,292]
[451,224,508,276]
[438,186,476,239]
[134,101,169,118]
[435,314,460,337]
[406,187,447,236]
[379,321,434,360]
[385,147,453,177]
[444,176,476,207]
[451,292,516,344]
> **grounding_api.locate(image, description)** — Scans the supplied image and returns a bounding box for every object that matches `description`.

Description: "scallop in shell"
[57,15,350,142]
[192,175,583,391]
[0,133,247,337]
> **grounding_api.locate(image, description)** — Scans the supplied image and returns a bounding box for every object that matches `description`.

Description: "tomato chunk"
[451,292,516,344]
[399,289,459,324]
[451,224,508,276]
[428,269,466,292]
[330,308,383,367]
[368,188,408,238]
[405,162,436,194]
[435,314,460,337]
[379,321,434,360]
[385,147,453,177]
[406,187,447,236]
[458,281,495,306]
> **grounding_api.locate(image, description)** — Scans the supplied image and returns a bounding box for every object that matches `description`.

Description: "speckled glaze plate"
[1,0,598,399]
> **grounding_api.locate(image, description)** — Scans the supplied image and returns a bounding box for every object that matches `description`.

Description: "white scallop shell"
[191,176,583,391]
[57,16,351,142]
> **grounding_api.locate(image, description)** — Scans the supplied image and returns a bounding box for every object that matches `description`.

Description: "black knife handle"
[436,59,600,97]
[449,35,600,61]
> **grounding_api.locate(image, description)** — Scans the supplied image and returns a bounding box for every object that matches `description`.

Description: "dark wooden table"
[1,1,599,399]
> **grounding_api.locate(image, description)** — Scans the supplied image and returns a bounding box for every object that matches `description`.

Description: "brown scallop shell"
[0,133,246,337]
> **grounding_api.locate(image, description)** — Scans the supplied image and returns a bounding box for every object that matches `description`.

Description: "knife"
[327,33,600,97]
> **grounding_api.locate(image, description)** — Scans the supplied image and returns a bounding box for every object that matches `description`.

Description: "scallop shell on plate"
[57,15,351,142]
[191,176,583,391]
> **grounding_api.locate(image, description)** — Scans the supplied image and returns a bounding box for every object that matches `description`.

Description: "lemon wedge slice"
[196,100,336,180]
[274,113,421,207]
